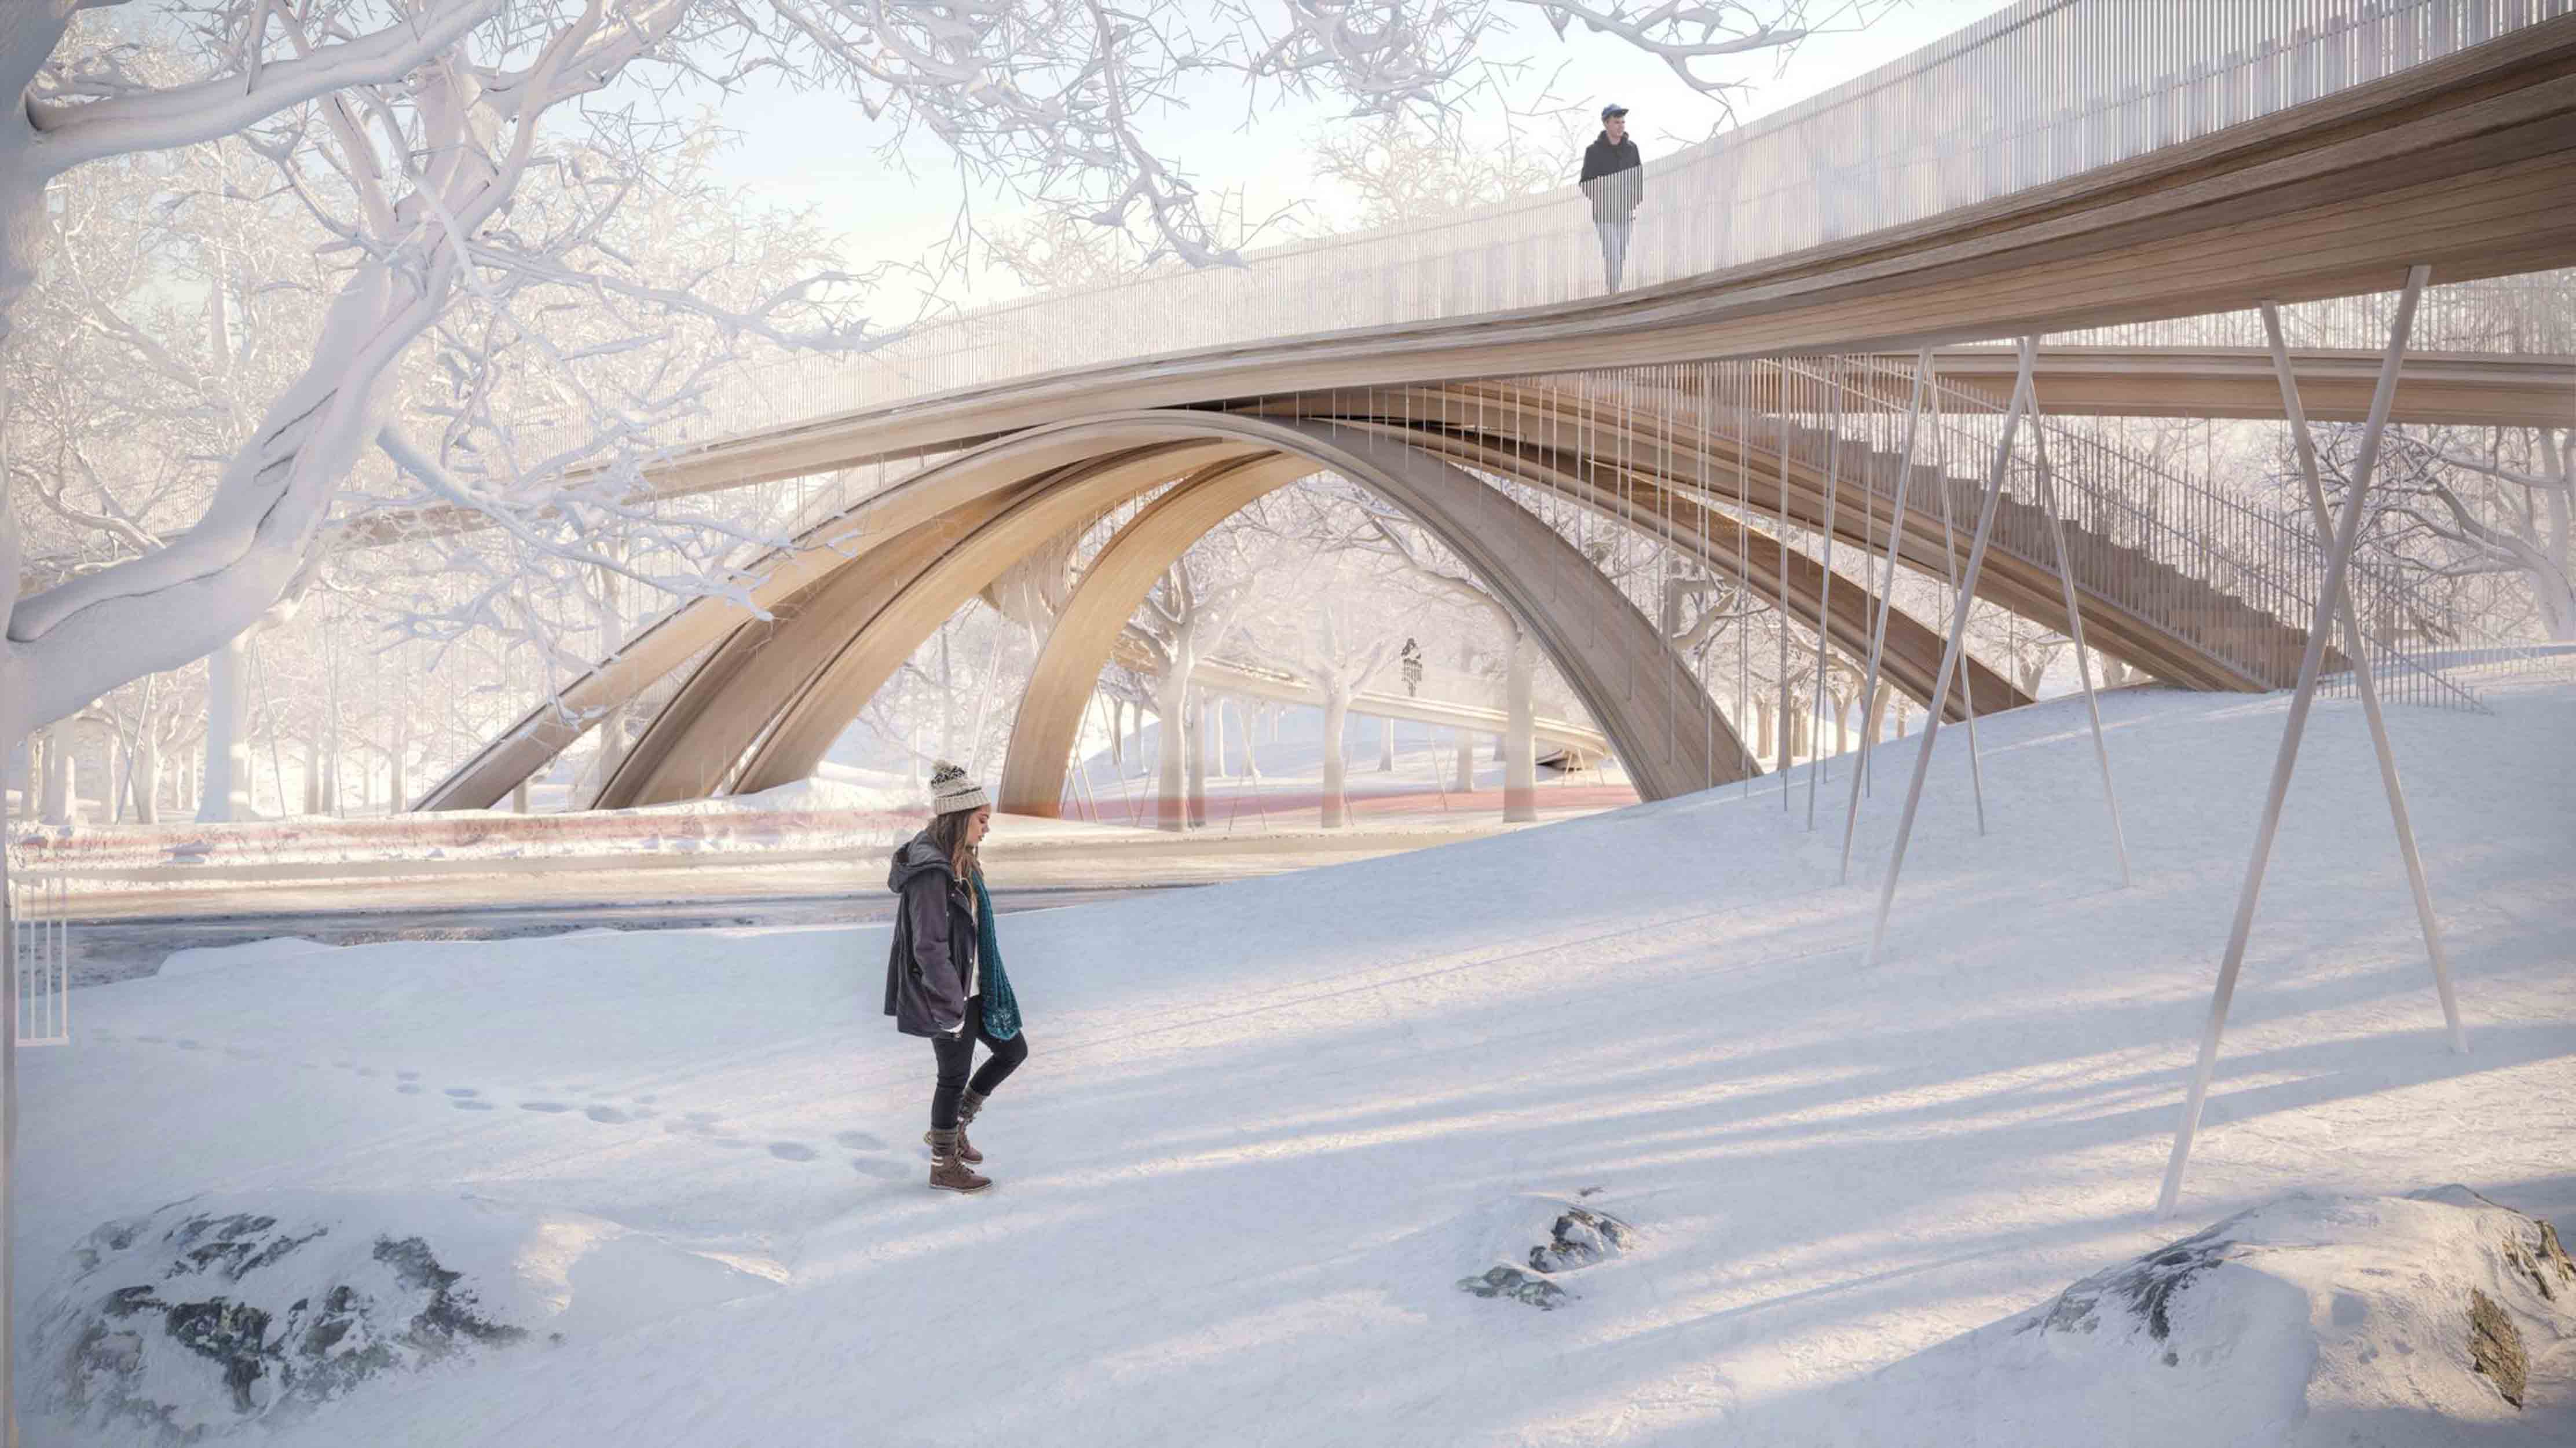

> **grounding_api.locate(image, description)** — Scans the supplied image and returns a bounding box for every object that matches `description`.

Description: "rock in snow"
[1527,1205,1635,1275]
[1828,1189,2576,1446]
[1456,1197,1636,1310]
[27,1192,780,1443]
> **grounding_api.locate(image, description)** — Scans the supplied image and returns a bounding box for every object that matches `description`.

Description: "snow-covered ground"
[15,682,2573,1446]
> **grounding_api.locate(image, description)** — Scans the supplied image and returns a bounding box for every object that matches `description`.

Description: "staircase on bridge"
[1774,415,2314,692]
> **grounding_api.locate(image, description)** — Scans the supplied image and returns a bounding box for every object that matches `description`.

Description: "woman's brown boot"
[927,1128,991,1193]
[921,1090,987,1164]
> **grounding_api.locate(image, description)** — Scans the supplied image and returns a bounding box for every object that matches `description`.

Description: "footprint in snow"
[135,1035,166,1044]
[175,1040,202,1051]
[223,1046,259,1061]
[396,1071,421,1081]
[520,1102,573,1114]
[769,1143,818,1162]
[397,1084,425,1095]
[833,1130,886,1151]
[444,1087,480,1098]
[850,1157,910,1181]
[355,1067,378,1078]
[584,1106,633,1124]
[452,1099,496,1111]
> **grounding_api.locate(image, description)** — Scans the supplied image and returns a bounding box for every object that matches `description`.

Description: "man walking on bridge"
[1581,104,1644,292]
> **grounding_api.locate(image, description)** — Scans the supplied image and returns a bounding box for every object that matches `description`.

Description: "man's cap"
[1601,103,1628,120]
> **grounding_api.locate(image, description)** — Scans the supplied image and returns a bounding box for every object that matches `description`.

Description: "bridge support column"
[2257,299,2461,1054]
[2157,266,2443,1220]
[1930,398,1991,835]
[1868,337,2037,967]
[1804,378,1846,832]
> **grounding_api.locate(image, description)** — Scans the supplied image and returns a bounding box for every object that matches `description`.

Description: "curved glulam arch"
[422,412,2019,813]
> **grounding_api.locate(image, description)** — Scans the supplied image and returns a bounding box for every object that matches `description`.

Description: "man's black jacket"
[1579,132,1643,222]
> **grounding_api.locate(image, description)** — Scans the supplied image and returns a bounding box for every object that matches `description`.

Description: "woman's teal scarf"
[972,872,1022,1041]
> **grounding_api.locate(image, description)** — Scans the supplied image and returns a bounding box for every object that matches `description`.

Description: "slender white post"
[2157,266,2429,1219]
[1840,349,1934,882]
[2259,302,2464,1051]
[2019,340,2132,888]
[1866,338,2037,966]
[1929,402,1990,835]
[1805,370,1846,830]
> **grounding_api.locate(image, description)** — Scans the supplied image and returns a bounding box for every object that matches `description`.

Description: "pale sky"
[692,1,2021,309]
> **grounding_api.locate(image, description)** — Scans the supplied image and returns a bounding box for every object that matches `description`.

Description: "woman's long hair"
[926,808,982,884]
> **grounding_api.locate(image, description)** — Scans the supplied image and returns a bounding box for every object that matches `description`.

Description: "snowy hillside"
[14,681,2574,1446]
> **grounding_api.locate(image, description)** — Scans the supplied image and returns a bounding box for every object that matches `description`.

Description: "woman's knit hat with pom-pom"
[928,760,990,816]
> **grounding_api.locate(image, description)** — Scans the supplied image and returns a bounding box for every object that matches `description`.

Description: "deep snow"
[14,681,2574,1446]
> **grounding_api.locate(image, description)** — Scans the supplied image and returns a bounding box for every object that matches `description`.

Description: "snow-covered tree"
[2375,427,2574,642]
[1130,554,1253,831]
[6,0,1871,767]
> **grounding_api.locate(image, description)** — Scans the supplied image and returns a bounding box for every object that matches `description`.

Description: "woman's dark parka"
[884,832,972,1037]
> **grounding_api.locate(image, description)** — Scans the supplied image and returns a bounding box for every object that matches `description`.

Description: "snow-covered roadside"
[10,780,1140,895]
[14,682,2574,1446]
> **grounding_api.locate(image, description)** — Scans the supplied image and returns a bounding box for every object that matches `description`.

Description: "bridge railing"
[524,0,2571,470]
[2040,269,2576,353]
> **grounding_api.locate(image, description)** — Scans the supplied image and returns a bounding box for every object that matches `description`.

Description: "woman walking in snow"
[885,762,1027,1193]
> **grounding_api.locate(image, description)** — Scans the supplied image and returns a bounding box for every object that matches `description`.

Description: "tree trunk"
[1320,688,1351,829]
[1452,727,1474,793]
[588,701,629,804]
[1153,684,1188,832]
[303,738,323,816]
[936,628,963,768]
[1210,692,1228,779]
[1185,689,1209,829]
[1377,716,1395,771]
[39,718,74,825]
[1,15,69,345]
[199,634,255,821]
[1503,633,1537,824]
[1777,685,1798,769]
[389,710,409,814]
[511,777,530,814]
[131,731,163,824]
[1108,699,1125,768]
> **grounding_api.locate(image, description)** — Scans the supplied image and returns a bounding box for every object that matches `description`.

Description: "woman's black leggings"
[930,995,1028,1129]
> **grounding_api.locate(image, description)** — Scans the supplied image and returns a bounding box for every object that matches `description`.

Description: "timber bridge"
[418,0,2576,820]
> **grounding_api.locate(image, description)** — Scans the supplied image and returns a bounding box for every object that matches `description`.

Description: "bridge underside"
[422,390,2267,816]
[414,24,2576,815]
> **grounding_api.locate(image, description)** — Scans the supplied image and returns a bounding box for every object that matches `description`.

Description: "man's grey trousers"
[1596,220,1633,292]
